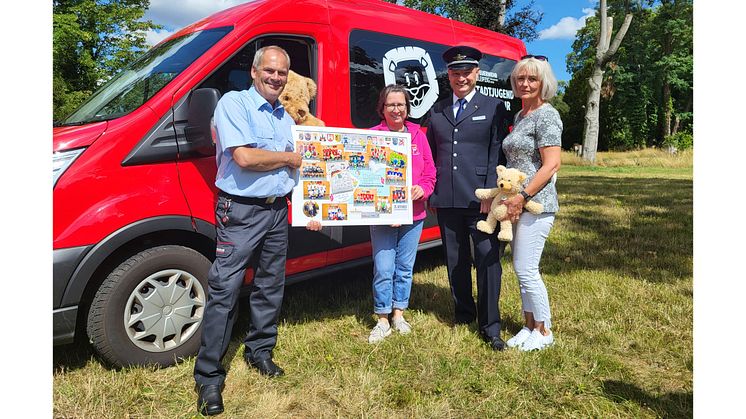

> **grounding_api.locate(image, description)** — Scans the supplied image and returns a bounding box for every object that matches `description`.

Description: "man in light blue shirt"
[194,46,320,416]
[213,78,298,198]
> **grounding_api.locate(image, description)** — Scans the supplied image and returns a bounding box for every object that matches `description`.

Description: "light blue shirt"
[214,86,297,197]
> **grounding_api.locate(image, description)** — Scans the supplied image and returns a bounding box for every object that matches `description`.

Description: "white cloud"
[144,0,249,30]
[144,29,176,47]
[537,8,595,40]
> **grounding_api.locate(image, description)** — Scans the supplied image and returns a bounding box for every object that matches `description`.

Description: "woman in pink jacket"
[367,84,437,343]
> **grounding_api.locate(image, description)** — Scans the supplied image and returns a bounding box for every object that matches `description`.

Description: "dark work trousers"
[436,207,502,339]
[194,195,289,387]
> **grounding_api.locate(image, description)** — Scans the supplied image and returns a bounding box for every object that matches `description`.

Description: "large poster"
[291,126,413,226]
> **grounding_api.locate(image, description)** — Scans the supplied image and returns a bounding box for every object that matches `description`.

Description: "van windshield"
[58,26,232,126]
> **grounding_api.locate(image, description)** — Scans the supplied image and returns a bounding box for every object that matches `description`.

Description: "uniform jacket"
[425,91,508,208]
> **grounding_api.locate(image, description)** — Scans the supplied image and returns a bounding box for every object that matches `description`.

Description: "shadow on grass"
[53,247,526,372]
[544,175,692,283]
[53,339,95,372]
[280,247,452,326]
[52,302,249,373]
[55,173,692,371]
[602,380,692,418]
[280,246,524,335]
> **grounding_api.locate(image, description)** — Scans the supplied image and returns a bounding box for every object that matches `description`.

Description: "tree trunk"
[497,0,507,28]
[671,95,692,136]
[662,81,672,139]
[660,29,673,141]
[582,67,604,163]
[581,0,633,163]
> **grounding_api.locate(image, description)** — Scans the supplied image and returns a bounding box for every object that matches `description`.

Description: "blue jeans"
[370,220,424,314]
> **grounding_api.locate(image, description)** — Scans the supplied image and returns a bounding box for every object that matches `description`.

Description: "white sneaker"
[391,316,412,334]
[368,322,392,344]
[506,327,532,348]
[519,329,554,351]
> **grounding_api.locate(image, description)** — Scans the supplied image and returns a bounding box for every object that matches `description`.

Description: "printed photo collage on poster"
[291,126,413,226]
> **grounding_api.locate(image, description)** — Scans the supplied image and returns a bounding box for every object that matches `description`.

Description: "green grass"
[54,152,693,418]
[561,148,693,169]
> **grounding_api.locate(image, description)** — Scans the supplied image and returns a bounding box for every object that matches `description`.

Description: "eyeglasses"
[385,103,407,110]
[521,54,548,62]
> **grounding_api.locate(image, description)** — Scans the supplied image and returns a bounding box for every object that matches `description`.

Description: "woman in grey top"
[501,55,562,351]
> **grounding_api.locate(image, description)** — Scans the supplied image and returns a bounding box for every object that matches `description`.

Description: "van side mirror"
[183,88,221,157]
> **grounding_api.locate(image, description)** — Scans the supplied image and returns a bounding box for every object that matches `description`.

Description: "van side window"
[349,30,519,128]
[200,36,317,112]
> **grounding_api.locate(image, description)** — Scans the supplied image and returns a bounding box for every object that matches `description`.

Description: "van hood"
[53,121,108,152]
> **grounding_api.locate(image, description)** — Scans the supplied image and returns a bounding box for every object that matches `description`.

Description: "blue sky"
[143,0,598,83]
[520,0,598,82]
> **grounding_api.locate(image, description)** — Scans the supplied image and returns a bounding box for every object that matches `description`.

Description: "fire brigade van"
[53,0,526,367]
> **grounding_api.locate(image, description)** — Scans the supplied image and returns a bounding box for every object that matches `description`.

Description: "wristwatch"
[519,190,532,201]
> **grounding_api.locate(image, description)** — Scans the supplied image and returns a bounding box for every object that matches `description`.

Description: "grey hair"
[252,45,291,70]
[510,56,558,100]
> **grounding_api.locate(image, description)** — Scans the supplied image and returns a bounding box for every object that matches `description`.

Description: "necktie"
[455,98,466,120]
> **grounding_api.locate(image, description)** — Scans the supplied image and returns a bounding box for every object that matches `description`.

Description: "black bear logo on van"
[382,46,439,119]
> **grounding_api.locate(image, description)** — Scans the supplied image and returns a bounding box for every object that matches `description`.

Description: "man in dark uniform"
[425,45,509,351]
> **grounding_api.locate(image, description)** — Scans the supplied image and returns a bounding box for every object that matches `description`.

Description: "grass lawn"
[53,151,693,418]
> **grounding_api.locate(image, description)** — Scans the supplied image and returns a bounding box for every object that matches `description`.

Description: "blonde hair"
[510,57,558,100]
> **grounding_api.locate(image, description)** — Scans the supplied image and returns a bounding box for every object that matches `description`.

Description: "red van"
[53,0,526,367]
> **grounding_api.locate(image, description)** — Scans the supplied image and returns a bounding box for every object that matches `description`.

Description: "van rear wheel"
[86,245,210,367]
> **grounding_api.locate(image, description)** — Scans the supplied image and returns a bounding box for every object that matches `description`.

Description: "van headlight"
[53,148,85,187]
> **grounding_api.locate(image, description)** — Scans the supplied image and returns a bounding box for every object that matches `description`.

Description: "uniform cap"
[443,45,482,70]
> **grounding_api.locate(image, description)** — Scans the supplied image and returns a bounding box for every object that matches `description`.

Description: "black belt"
[218,190,288,206]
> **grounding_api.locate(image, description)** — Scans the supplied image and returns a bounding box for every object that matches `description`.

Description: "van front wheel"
[86,245,211,367]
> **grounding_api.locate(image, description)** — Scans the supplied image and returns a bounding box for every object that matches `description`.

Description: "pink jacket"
[370,120,437,221]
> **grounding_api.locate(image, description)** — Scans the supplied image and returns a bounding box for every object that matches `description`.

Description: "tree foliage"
[549,81,570,129]
[395,0,543,41]
[53,0,161,121]
[563,0,692,151]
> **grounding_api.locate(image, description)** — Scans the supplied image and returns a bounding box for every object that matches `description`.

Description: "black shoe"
[488,335,506,351]
[197,384,224,416]
[247,357,285,377]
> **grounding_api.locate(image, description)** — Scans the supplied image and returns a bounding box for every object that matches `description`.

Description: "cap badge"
[454,53,467,61]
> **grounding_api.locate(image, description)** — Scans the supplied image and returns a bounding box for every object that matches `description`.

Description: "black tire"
[86,245,211,367]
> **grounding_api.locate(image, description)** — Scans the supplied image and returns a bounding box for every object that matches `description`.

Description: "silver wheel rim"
[124,269,206,353]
